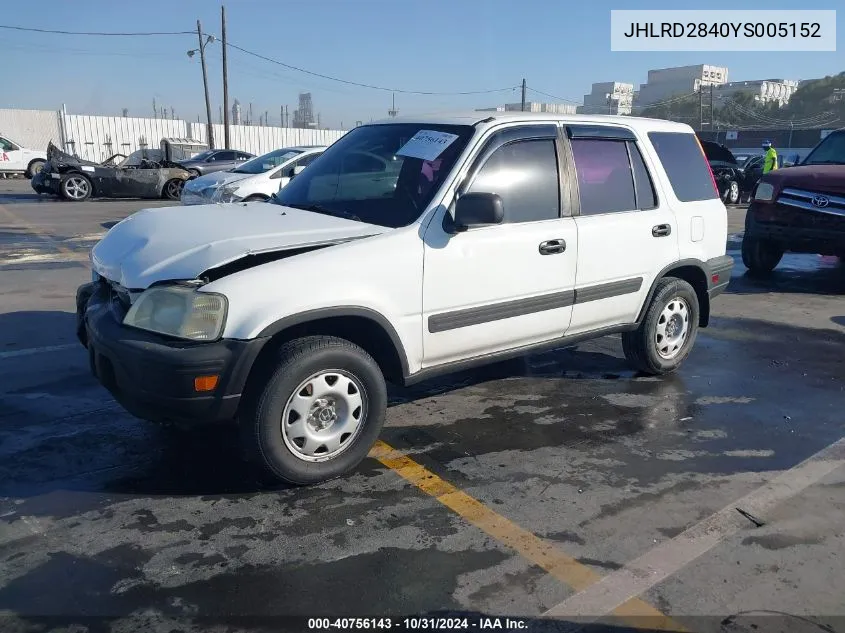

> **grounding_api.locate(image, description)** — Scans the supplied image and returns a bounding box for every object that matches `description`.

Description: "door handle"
[652,224,672,237]
[539,239,566,255]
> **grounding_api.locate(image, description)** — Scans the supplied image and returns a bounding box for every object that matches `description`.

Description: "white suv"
[76,113,733,484]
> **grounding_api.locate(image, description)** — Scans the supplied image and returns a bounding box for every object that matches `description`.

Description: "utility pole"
[265,110,269,127]
[221,5,231,148]
[521,78,527,112]
[152,98,157,118]
[249,102,253,126]
[285,105,289,128]
[196,20,215,148]
[280,106,284,129]
[709,84,714,129]
[698,87,704,131]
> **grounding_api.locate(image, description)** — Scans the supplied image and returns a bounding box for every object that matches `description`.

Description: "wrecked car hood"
[185,170,252,190]
[90,203,388,289]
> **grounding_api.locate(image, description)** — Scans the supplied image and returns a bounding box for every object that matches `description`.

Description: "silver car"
[178,149,255,177]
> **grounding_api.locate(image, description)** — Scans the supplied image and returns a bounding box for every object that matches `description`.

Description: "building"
[292,92,316,129]
[635,64,729,107]
[712,79,799,108]
[577,82,634,115]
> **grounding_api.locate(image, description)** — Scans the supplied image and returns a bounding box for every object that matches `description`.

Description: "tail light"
[695,136,720,197]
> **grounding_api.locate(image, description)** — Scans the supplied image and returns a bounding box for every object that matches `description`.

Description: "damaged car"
[699,140,753,205]
[32,143,191,202]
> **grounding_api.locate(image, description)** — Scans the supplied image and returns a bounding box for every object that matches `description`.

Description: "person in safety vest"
[762,140,779,174]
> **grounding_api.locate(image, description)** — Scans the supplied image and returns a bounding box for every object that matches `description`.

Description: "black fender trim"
[635,259,711,327]
[256,306,411,378]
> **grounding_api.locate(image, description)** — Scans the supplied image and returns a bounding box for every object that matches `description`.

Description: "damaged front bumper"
[31,170,60,195]
[77,280,268,426]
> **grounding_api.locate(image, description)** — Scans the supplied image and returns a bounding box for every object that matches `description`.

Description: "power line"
[225,40,518,95]
[0,24,193,36]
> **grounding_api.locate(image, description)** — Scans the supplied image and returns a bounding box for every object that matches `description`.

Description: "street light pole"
[221,6,231,149]
[196,20,215,149]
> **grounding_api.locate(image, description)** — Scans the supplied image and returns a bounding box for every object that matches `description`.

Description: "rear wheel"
[241,335,387,485]
[163,178,184,200]
[60,173,92,201]
[741,235,783,275]
[25,159,45,179]
[723,180,740,205]
[622,277,700,375]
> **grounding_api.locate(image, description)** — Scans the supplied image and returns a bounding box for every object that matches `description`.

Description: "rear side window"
[648,132,718,202]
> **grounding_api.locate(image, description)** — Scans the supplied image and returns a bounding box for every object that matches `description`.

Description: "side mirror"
[452,192,504,232]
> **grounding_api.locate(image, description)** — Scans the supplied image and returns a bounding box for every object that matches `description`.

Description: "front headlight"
[754,182,775,202]
[213,185,242,203]
[123,285,228,341]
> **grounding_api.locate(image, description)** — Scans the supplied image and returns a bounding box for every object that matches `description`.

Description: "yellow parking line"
[369,440,686,631]
[0,203,74,255]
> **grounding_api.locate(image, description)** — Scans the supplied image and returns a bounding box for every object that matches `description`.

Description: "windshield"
[118,149,163,167]
[273,123,474,228]
[803,132,845,165]
[232,148,303,174]
[189,150,216,162]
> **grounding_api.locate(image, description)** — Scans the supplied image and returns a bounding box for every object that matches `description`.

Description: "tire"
[741,235,783,275]
[60,173,92,201]
[622,277,700,376]
[163,178,184,200]
[723,180,740,205]
[242,194,269,203]
[25,159,45,179]
[241,335,388,485]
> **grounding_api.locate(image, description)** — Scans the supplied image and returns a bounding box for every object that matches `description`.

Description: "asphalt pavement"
[1,179,844,633]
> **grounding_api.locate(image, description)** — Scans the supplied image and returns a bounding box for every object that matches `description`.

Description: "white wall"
[190,123,347,155]
[0,108,347,163]
[0,108,62,150]
[62,115,188,162]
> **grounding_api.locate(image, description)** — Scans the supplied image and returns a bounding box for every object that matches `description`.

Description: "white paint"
[690,216,704,242]
[543,436,845,619]
[90,203,388,289]
[0,343,78,360]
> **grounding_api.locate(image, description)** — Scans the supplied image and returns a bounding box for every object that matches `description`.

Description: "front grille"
[777,188,845,216]
[762,187,845,232]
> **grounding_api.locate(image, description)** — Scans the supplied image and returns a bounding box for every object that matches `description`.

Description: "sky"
[0,0,842,129]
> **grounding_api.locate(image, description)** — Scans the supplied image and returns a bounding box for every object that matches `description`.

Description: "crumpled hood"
[90,203,388,289]
[184,170,251,191]
[765,164,845,195]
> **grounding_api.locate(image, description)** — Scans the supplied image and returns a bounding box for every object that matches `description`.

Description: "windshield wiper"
[286,203,361,222]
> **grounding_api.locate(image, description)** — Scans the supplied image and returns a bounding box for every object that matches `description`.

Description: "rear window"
[648,132,718,202]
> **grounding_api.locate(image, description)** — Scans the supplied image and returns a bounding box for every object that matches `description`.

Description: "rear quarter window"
[647,132,718,202]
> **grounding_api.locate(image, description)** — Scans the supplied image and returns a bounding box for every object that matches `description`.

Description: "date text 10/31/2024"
[308,617,529,630]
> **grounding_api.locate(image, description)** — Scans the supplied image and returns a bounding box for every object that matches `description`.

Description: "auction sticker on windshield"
[396,130,459,162]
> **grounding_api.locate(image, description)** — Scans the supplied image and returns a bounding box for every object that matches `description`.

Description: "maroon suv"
[742,129,845,274]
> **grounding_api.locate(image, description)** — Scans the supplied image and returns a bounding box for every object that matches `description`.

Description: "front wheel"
[60,173,92,201]
[241,335,387,485]
[741,236,783,275]
[622,277,700,375]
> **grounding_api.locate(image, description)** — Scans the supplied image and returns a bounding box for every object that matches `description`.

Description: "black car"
[177,149,254,177]
[699,140,754,205]
[31,143,192,202]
